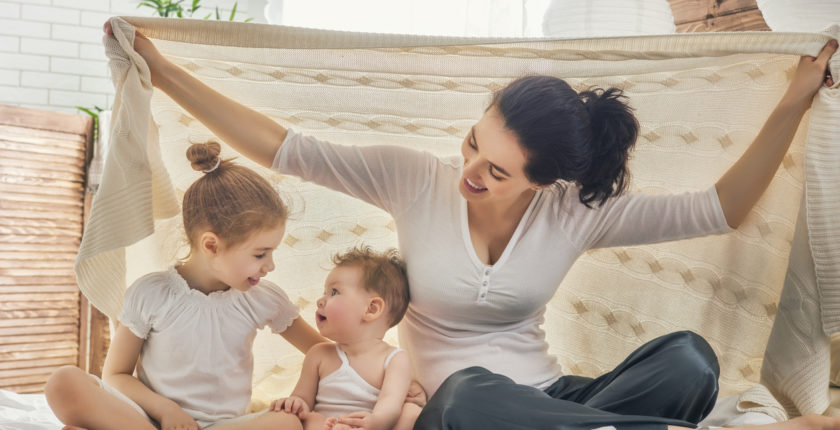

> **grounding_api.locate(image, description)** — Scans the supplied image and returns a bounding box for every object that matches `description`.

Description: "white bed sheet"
[0,388,776,430]
[0,389,61,430]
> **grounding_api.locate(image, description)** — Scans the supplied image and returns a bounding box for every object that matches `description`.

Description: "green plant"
[136,0,186,18]
[76,105,104,144]
[137,0,253,22]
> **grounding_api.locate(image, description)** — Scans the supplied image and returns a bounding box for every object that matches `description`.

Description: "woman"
[106,20,838,430]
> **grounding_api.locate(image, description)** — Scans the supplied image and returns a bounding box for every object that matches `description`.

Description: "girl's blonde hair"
[182,141,288,249]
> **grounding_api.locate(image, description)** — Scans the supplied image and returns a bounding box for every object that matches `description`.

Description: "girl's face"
[459,106,539,205]
[315,265,373,342]
[212,223,286,292]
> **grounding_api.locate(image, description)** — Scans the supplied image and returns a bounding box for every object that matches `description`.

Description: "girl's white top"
[313,345,403,417]
[274,130,732,395]
[118,266,299,423]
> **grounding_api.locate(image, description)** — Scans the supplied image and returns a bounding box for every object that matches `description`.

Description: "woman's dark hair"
[489,75,639,207]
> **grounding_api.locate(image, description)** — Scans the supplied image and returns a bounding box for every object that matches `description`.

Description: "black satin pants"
[415,331,719,430]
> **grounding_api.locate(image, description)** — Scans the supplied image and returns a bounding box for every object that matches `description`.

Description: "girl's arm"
[338,352,412,430]
[281,316,328,354]
[103,325,196,427]
[104,21,286,168]
[275,342,329,414]
[716,40,837,228]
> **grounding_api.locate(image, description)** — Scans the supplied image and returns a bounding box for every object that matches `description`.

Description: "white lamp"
[542,0,676,37]
[756,0,840,32]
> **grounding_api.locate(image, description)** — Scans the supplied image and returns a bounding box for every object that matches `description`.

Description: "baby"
[271,246,419,430]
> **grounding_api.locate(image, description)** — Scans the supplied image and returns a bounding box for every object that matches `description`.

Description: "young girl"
[269,247,418,430]
[45,141,325,430]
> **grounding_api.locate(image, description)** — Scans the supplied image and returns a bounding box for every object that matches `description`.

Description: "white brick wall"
[0,0,264,114]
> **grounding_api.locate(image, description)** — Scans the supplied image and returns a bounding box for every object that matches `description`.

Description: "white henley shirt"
[274,129,732,395]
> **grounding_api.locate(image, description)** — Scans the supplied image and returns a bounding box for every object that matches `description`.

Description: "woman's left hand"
[785,39,837,105]
[405,380,427,407]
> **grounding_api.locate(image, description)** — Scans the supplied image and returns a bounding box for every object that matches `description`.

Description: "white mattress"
[0,388,776,430]
[0,389,62,430]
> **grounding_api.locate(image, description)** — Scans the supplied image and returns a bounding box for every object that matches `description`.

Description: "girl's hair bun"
[186,141,222,173]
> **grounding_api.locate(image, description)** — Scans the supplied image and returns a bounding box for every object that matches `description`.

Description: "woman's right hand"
[103,20,166,87]
[103,18,288,168]
[159,404,201,430]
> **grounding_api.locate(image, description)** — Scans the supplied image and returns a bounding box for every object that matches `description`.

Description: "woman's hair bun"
[577,87,639,207]
[186,141,222,173]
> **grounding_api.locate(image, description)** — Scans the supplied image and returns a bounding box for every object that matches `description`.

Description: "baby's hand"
[336,411,372,429]
[270,395,310,418]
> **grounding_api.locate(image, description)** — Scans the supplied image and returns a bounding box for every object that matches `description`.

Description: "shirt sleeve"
[117,273,169,340]
[245,280,300,334]
[572,185,734,250]
[272,129,436,218]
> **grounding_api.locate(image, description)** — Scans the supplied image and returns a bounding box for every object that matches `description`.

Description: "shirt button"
[479,292,486,298]
[485,269,491,275]
[482,281,488,286]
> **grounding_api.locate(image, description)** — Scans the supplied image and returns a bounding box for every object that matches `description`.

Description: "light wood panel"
[0,105,94,393]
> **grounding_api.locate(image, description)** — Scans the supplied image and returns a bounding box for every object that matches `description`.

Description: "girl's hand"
[159,405,201,430]
[784,39,838,105]
[102,19,166,87]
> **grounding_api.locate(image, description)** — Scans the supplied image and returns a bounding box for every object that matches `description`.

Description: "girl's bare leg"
[45,366,155,430]
[208,410,303,430]
[302,411,328,430]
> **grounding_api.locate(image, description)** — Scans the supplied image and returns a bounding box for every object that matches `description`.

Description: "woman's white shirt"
[274,129,732,395]
[118,267,299,424]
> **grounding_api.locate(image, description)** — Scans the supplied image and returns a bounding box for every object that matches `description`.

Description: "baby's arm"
[281,316,328,354]
[336,351,412,430]
[104,325,198,429]
[271,342,330,418]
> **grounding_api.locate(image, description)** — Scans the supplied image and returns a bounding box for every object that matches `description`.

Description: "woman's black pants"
[415,331,719,430]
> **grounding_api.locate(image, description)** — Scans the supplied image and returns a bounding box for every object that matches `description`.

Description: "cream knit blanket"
[81,17,839,417]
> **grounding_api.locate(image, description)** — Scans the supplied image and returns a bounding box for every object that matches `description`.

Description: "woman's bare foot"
[781,415,840,430]
[671,414,840,430]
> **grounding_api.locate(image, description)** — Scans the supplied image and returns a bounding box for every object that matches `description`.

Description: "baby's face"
[315,265,373,340]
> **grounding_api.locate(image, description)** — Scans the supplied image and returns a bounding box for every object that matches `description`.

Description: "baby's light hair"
[332,246,409,327]
[182,141,288,249]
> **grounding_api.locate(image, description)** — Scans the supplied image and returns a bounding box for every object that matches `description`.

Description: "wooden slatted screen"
[0,104,92,393]
[668,0,770,32]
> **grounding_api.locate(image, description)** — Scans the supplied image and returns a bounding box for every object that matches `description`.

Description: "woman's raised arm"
[105,21,287,168]
[715,39,837,228]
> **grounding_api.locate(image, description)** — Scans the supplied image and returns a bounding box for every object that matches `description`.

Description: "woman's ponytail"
[577,88,639,207]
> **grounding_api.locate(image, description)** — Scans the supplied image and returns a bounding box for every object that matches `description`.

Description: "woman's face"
[459,106,538,205]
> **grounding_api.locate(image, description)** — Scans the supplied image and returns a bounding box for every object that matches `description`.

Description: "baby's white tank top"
[312,344,402,418]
